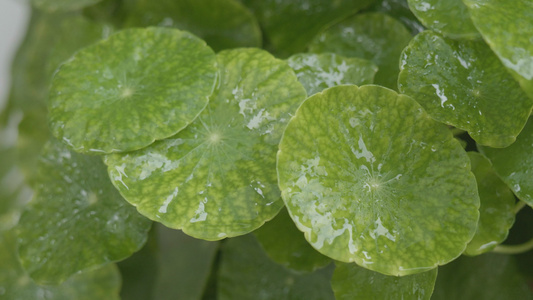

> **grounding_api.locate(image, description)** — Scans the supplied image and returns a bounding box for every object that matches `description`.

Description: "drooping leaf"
[463,0,533,100]
[105,48,307,240]
[464,152,515,256]
[432,253,533,300]
[48,27,218,154]
[407,0,479,39]
[0,231,121,300]
[309,13,412,89]
[287,53,377,96]
[31,0,104,12]
[217,234,335,300]
[332,262,437,300]
[16,139,151,285]
[478,118,533,207]
[277,85,479,276]
[240,0,375,56]
[367,0,425,35]
[398,31,533,148]
[121,0,261,51]
[254,208,331,273]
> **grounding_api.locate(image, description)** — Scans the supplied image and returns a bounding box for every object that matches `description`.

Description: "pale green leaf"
[277,85,479,276]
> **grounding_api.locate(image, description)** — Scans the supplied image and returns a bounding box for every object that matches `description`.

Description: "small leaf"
[398,31,533,148]
[287,53,377,96]
[254,208,331,273]
[407,0,479,39]
[105,48,307,240]
[16,139,151,285]
[277,85,479,276]
[218,234,335,300]
[478,118,533,207]
[332,262,437,300]
[48,27,218,154]
[0,231,121,300]
[31,0,104,12]
[309,12,412,89]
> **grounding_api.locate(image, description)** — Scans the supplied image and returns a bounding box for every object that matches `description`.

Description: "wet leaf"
[105,48,306,240]
[277,85,479,276]
[398,31,533,148]
[48,27,218,154]
[16,139,151,285]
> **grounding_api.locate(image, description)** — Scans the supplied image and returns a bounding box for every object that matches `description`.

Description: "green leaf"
[478,118,533,207]
[277,85,479,276]
[332,262,437,300]
[464,152,515,256]
[218,234,335,300]
[463,0,533,100]
[105,48,307,240]
[254,208,331,273]
[31,0,104,12]
[432,253,533,300]
[398,31,533,148]
[16,139,151,285]
[48,27,218,154]
[287,53,378,96]
[240,0,374,56]
[368,0,425,35]
[0,231,121,300]
[309,13,412,89]
[121,0,261,51]
[407,0,479,39]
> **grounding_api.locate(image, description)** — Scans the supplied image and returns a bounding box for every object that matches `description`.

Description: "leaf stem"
[514,201,527,214]
[493,238,533,255]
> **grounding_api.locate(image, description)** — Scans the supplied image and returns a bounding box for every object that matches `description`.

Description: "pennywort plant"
[1,0,533,299]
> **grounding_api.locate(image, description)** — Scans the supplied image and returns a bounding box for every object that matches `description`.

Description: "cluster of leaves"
[2,0,533,299]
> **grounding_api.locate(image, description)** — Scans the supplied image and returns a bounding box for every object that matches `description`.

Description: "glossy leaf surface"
[463,0,533,99]
[309,13,412,89]
[31,0,103,12]
[287,53,377,96]
[48,27,217,154]
[332,262,437,300]
[398,31,533,148]
[16,140,151,284]
[121,0,261,51]
[479,118,533,207]
[465,152,515,255]
[105,48,306,240]
[0,231,121,300]
[277,85,479,276]
[218,234,335,300]
[254,208,331,273]
[407,0,479,39]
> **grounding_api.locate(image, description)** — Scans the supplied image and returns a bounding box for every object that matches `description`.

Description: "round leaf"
[105,48,307,240]
[407,0,479,39]
[48,27,217,154]
[464,152,515,256]
[332,262,438,300]
[277,85,479,276]
[16,139,151,285]
[31,0,103,12]
[308,13,412,90]
[287,53,378,96]
[398,31,533,148]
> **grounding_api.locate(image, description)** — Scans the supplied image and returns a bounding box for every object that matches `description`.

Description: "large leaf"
[277,85,479,276]
[254,208,331,273]
[16,139,151,285]
[398,31,533,148]
[31,0,104,12]
[121,0,261,51]
[332,262,437,299]
[478,118,533,207]
[48,27,217,154]
[309,13,412,89]
[287,53,377,96]
[0,231,121,300]
[217,234,335,300]
[464,152,515,256]
[240,0,374,56]
[407,0,479,39]
[105,48,307,240]
[463,0,533,100]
